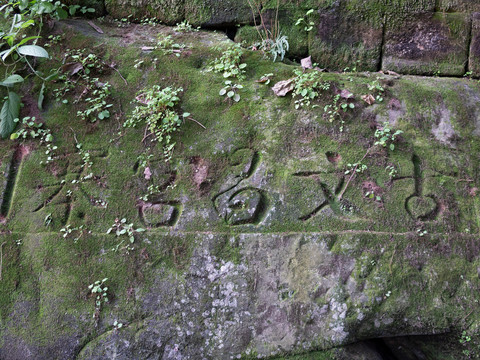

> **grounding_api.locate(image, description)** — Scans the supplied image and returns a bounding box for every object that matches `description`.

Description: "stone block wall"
[77,0,480,74]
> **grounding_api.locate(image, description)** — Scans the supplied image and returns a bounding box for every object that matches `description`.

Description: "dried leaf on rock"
[272,79,294,97]
[340,89,353,99]
[301,56,313,69]
[361,94,375,105]
[60,62,83,76]
[144,167,152,180]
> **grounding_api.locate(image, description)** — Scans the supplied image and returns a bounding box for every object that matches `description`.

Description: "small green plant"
[53,48,113,123]
[367,79,384,93]
[365,191,381,202]
[295,9,315,32]
[88,278,108,319]
[10,116,52,141]
[385,165,397,179]
[140,184,162,201]
[10,116,57,164]
[458,330,480,357]
[156,35,185,57]
[374,122,403,151]
[0,0,93,138]
[257,73,274,85]
[66,49,105,75]
[115,15,133,27]
[44,213,52,227]
[416,228,428,237]
[324,93,355,131]
[254,34,289,62]
[124,86,189,162]
[113,320,123,330]
[74,142,93,168]
[460,331,472,345]
[136,152,154,172]
[133,59,145,69]
[60,224,89,243]
[106,218,145,252]
[209,44,247,80]
[345,162,367,175]
[139,17,161,26]
[76,80,112,122]
[44,34,62,47]
[246,0,289,62]
[174,20,199,32]
[219,80,243,102]
[292,69,330,109]
[68,4,95,15]
[343,60,360,74]
[367,79,385,102]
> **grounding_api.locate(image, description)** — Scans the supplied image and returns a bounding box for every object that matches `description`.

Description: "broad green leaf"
[69,5,80,16]
[19,20,34,29]
[0,47,17,62]
[233,93,240,102]
[19,0,29,10]
[38,82,45,110]
[18,45,49,58]
[56,8,68,19]
[0,92,21,139]
[17,36,41,47]
[219,88,227,96]
[0,74,24,86]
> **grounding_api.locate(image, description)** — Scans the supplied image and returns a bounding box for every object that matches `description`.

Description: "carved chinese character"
[213,149,268,225]
[33,148,108,226]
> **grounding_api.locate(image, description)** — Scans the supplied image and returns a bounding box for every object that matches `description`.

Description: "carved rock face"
[2,18,480,360]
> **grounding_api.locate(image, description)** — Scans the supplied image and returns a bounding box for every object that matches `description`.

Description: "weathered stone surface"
[383,12,470,76]
[185,0,252,27]
[309,2,383,72]
[104,0,252,26]
[104,0,185,24]
[469,12,480,77]
[2,19,480,359]
[438,0,480,12]
[96,0,480,75]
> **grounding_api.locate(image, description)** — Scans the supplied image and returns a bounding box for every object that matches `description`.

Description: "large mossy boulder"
[1,18,480,359]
